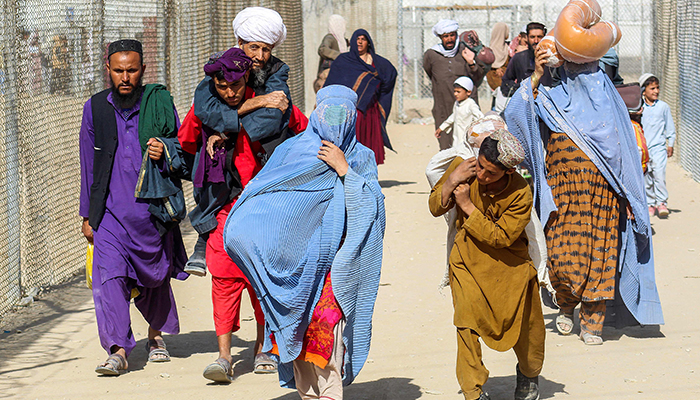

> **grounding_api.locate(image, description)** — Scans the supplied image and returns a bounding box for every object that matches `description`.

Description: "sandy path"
[1,123,699,399]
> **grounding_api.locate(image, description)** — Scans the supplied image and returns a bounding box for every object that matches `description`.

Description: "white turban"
[432,19,459,37]
[232,7,287,48]
[454,76,474,92]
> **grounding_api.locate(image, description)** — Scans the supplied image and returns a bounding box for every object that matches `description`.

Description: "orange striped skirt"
[545,131,619,302]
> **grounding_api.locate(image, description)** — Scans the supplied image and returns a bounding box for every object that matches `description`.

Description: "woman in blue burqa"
[223,85,385,398]
[324,29,397,166]
[503,46,663,346]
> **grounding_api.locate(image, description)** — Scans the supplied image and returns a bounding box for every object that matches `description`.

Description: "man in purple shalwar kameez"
[79,39,188,376]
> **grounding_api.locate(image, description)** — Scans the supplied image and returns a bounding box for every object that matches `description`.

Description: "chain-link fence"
[397,0,654,122]
[675,0,700,182]
[0,0,304,321]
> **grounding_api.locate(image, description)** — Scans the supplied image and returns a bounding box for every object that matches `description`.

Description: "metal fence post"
[397,0,405,123]
[95,0,105,93]
[2,0,22,304]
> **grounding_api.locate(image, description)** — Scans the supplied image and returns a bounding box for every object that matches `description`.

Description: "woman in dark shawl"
[324,29,397,165]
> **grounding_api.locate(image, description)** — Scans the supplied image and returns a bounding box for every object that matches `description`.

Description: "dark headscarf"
[324,29,397,150]
[203,47,253,83]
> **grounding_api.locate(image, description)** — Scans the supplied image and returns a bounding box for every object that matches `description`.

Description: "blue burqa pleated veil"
[504,62,663,327]
[223,85,386,387]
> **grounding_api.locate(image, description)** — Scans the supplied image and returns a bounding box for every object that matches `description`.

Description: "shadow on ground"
[122,330,253,374]
[483,375,566,399]
[543,311,665,341]
[0,275,93,363]
[379,180,416,189]
[269,377,423,400]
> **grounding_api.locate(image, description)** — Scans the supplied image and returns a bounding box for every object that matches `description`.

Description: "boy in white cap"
[435,76,484,150]
[639,73,676,218]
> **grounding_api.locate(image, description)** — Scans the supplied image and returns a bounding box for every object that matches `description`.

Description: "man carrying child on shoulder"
[429,129,544,400]
[177,47,280,381]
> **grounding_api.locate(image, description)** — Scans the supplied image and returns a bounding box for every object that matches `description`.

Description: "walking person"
[639,73,676,218]
[79,39,189,376]
[429,129,545,400]
[434,77,483,149]
[223,85,385,399]
[505,43,664,346]
[423,19,485,149]
[324,29,397,165]
[177,48,282,381]
[183,6,297,276]
[314,14,349,92]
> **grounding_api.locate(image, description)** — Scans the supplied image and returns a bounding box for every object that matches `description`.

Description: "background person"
[314,14,349,92]
[639,73,676,218]
[324,29,397,165]
[500,22,551,98]
[434,77,483,149]
[487,22,511,113]
[423,19,485,142]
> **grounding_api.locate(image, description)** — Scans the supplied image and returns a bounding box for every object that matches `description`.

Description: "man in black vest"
[79,39,188,376]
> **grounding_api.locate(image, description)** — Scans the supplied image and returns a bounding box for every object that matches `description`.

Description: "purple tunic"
[79,92,187,355]
[79,93,187,287]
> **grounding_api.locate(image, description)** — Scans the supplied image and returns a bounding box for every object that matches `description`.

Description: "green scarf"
[138,83,178,154]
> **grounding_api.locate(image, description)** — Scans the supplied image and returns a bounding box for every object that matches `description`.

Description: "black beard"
[527,42,536,58]
[249,62,273,90]
[111,81,144,109]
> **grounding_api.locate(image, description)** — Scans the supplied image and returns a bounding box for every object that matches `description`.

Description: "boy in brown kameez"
[429,130,545,400]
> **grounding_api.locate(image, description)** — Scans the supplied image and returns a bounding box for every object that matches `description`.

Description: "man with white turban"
[231,6,287,48]
[184,7,304,372]
[190,6,297,171]
[424,19,485,149]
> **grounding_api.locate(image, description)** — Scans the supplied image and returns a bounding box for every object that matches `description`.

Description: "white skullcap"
[638,73,657,89]
[432,19,459,37]
[454,76,474,92]
[232,7,287,48]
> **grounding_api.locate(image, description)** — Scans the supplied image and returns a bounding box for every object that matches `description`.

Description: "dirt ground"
[1,123,699,399]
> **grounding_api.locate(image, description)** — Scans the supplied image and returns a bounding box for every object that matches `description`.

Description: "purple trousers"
[92,264,180,356]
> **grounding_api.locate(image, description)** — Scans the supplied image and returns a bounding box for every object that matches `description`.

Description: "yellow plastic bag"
[86,243,94,289]
[85,243,140,298]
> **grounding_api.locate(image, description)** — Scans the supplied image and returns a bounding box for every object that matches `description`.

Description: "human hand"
[532,46,548,83]
[462,47,475,65]
[82,218,93,243]
[318,140,349,176]
[147,138,164,160]
[667,146,674,158]
[495,68,505,78]
[261,90,289,112]
[435,128,442,138]
[448,157,477,186]
[206,133,225,159]
[453,183,475,214]
[626,203,635,221]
